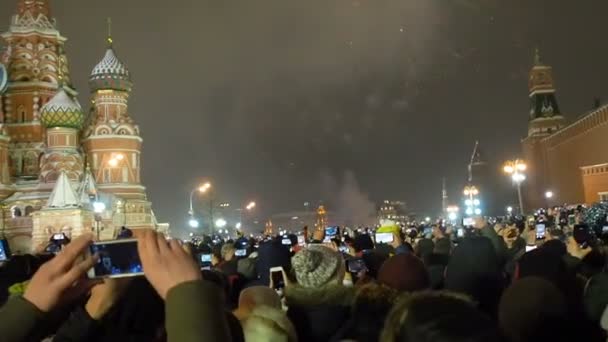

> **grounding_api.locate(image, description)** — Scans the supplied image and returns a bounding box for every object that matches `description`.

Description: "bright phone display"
[88,239,143,278]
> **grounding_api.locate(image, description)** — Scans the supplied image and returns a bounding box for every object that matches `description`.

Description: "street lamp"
[236,222,242,230]
[507,206,513,214]
[503,159,527,215]
[215,218,227,228]
[463,185,481,217]
[188,182,211,215]
[188,218,200,228]
[447,206,459,222]
[93,201,106,240]
[545,191,554,199]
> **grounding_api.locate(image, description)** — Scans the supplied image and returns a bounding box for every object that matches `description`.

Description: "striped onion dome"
[40,88,85,129]
[89,48,132,92]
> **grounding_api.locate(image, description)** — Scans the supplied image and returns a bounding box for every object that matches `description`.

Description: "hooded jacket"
[285,284,354,342]
[242,305,297,342]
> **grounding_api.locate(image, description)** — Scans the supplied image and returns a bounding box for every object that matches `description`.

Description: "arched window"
[17,105,26,123]
[11,206,22,218]
[24,206,34,216]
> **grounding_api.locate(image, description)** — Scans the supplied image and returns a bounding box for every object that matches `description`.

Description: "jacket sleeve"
[165,280,231,342]
[394,245,410,255]
[52,305,101,342]
[480,226,507,263]
[0,296,45,342]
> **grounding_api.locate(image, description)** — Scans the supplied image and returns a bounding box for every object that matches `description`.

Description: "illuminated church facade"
[0,0,167,253]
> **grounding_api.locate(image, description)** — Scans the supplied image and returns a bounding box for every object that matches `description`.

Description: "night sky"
[2,0,608,233]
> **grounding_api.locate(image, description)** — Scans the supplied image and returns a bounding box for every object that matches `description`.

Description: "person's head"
[234,286,281,321]
[433,238,452,256]
[255,240,291,285]
[345,283,399,342]
[377,254,430,293]
[381,291,502,342]
[499,277,572,342]
[353,233,374,253]
[414,238,434,259]
[291,244,345,288]
[221,243,236,261]
[445,237,504,316]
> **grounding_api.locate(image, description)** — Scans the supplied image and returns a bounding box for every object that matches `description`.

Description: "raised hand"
[137,230,202,300]
[23,234,98,312]
[85,278,131,320]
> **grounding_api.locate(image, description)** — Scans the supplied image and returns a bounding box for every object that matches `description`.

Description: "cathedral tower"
[82,23,152,229]
[522,49,566,210]
[0,0,75,179]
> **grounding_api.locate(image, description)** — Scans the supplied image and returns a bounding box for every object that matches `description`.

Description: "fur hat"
[291,245,342,288]
[378,254,430,292]
[242,305,297,342]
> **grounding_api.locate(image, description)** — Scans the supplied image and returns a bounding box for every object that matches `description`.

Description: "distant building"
[521,50,608,209]
[377,200,408,224]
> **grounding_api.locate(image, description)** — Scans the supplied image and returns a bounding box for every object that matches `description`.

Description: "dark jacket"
[0,280,232,342]
[285,284,355,342]
[246,241,291,287]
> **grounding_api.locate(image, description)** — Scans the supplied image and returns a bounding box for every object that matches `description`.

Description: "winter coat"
[285,284,355,342]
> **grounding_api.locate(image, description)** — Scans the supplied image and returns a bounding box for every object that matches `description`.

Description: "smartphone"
[87,239,143,279]
[235,249,247,257]
[324,226,338,242]
[281,238,292,246]
[297,235,305,246]
[463,218,474,227]
[200,253,212,263]
[423,227,433,236]
[535,224,546,239]
[270,266,286,293]
[457,228,465,238]
[338,245,349,253]
[347,258,367,273]
[0,239,9,262]
[603,226,608,234]
[375,232,394,244]
[525,245,537,252]
[52,233,65,240]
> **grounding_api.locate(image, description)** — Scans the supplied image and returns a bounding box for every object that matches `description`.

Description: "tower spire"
[534,47,542,66]
[106,17,113,48]
[442,177,448,216]
[17,0,51,18]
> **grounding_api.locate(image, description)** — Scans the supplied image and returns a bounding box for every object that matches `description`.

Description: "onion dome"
[40,88,85,129]
[89,48,132,92]
[0,63,7,94]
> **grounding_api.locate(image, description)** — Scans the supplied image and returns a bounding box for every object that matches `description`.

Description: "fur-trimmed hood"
[284,284,355,308]
[243,305,297,342]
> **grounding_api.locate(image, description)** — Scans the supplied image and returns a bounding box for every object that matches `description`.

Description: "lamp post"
[503,159,527,215]
[447,206,459,222]
[188,182,211,229]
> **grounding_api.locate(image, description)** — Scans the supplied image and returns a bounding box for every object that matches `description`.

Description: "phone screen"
[52,233,65,240]
[325,226,338,237]
[297,235,305,245]
[602,226,608,234]
[281,238,292,246]
[463,218,474,226]
[535,224,546,239]
[347,258,367,273]
[200,254,212,263]
[423,227,433,236]
[525,245,537,252]
[375,232,393,244]
[457,228,465,238]
[0,240,8,262]
[568,215,575,226]
[88,239,143,278]
[235,249,247,257]
[338,245,349,253]
[271,269,285,291]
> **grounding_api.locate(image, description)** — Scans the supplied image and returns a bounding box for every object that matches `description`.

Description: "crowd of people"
[0,204,607,342]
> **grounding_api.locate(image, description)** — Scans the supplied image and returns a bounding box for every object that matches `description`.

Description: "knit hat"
[377,254,430,292]
[292,245,342,288]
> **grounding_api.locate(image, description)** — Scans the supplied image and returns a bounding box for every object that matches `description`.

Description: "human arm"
[138,230,231,342]
[0,234,97,342]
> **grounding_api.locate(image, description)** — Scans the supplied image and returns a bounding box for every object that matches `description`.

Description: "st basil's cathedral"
[0,0,167,253]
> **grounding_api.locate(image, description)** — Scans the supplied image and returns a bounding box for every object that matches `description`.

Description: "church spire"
[106,17,113,48]
[534,47,542,66]
[17,0,51,18]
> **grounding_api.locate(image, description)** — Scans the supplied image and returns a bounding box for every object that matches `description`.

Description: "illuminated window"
[103,169,111,183]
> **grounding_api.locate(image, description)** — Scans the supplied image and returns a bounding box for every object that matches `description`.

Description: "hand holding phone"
[375,232,394,244]
[269,266,287,294]
[88,239,144,278]
[136,230,202,300]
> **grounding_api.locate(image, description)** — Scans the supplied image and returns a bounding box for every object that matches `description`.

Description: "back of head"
[415,238,434,259]
[378,254,430,292]
[221,243,236,260]
[445,237,503,316]
[381,291,501,342]
[236,286,281,321]
[346,283,399,342]
[499,277,569,342]
[242,305,297,342]
[434,238,452,256]
[291,244,344,288]
[353,233,374,252]
[255,240,291,284]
